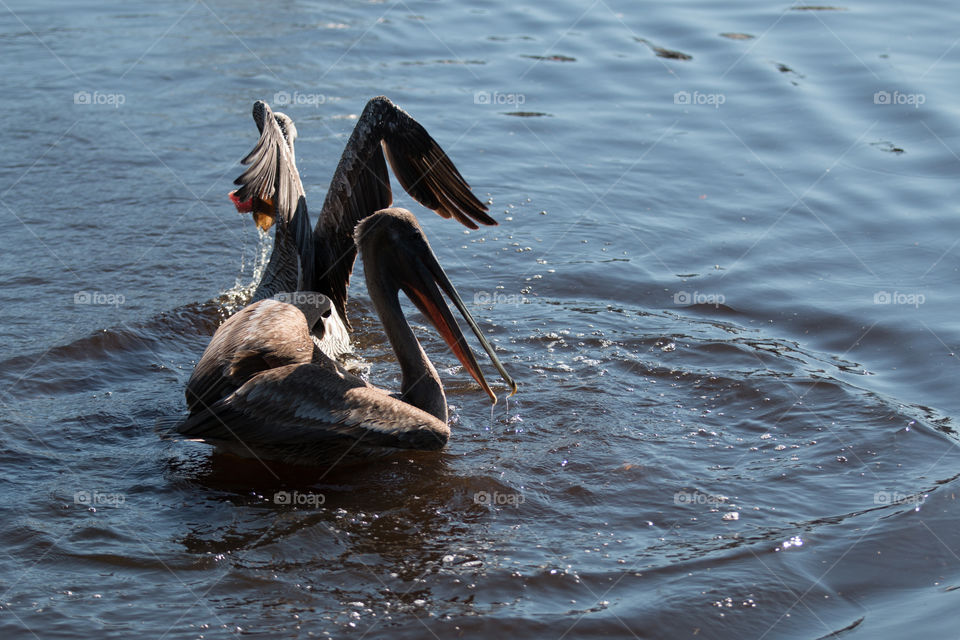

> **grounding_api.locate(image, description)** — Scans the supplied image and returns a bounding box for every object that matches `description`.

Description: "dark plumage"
[175,98,514,466]
[232,97,495,339]
[184,293,331,413]
[178,210,514,466]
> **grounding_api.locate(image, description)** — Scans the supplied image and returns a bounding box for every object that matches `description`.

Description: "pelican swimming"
[176,98,514,464]
[178,209,515,464]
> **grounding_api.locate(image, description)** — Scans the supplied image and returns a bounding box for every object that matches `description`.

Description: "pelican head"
[356,208,517,403]
[252,101,297,150]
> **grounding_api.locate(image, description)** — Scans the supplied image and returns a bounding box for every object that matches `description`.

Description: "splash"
[219,228,274,316]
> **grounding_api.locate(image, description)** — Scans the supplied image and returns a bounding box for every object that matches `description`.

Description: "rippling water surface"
[2,1,960,638]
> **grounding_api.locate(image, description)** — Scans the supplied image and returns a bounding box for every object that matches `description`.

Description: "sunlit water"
[2,1,960,638]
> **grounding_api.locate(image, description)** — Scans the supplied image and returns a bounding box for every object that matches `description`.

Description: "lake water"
[2,1,960,638]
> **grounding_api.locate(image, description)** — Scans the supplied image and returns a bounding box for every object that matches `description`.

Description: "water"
[2,0,959,637]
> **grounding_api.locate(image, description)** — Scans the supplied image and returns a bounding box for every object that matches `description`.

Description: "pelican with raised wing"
[178,209,516,465]
[230,96,496,357]
[176,98,514,463]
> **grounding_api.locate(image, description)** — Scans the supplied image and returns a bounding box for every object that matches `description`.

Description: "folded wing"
[184,299,316,413]
[179,363,451,453]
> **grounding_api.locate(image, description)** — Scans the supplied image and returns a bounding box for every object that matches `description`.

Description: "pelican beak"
[401,252,518,404]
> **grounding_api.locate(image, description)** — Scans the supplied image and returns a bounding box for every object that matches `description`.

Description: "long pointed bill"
[402,255,517,404]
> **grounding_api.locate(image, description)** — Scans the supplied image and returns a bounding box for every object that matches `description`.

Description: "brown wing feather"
[178,363,450,454]
[184,299,315,413]
[233,101,315,298]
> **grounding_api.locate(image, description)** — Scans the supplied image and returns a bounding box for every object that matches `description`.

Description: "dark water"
[2,0,960,638]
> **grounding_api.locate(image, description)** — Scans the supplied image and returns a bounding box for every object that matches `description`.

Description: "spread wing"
[178,363,451,454]
[312,96,495,327]
[233,101,315,299]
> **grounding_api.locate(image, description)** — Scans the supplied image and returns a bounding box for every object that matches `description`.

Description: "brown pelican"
[230,97,496,357]
[178,208,516,465]
[176,98,514,463]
